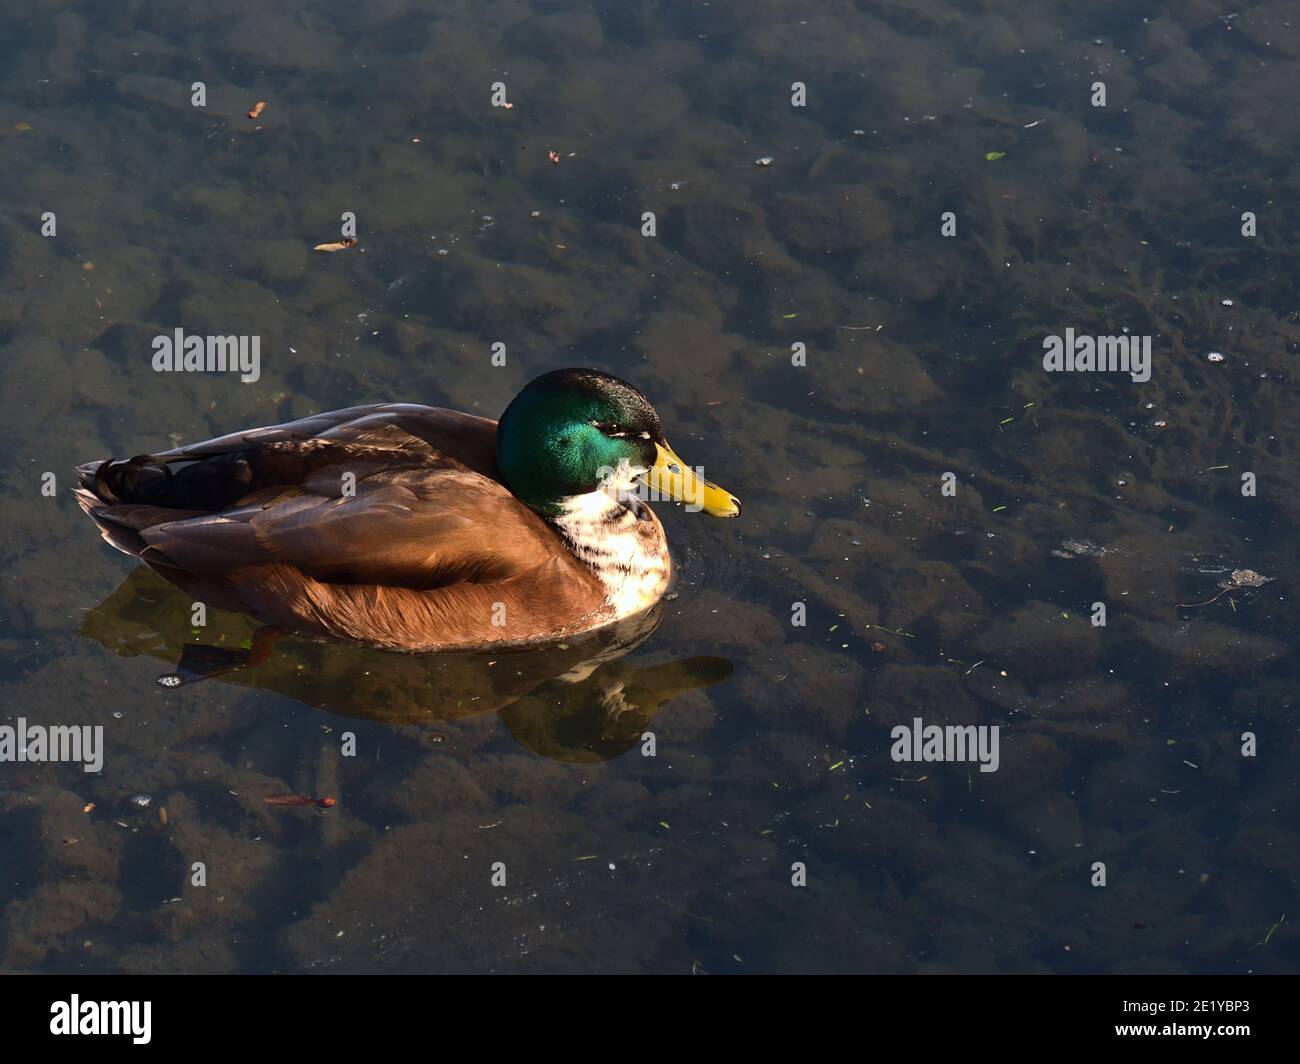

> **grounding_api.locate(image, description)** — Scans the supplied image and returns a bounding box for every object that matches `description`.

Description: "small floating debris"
[264,794,337,809]
[1051,539,1108,559]
[547,150,561,164]
[126,794,153,811]
[755,156,774,166]
[1257,913,1287,948]
[1221,298,1234,307]
[984,151,1006,161]
[1224,569,1271,589]
[13,121,32,132]
[1177,568,1272,609]
[1206,351,1225,363]
[314,238,357,253]
[246,101,267,120]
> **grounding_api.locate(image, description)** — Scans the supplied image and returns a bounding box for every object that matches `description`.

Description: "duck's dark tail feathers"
[73,456,208,558]
[77,455,174,506]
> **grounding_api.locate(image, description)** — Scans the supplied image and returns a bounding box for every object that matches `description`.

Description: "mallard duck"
[75,369,739,656]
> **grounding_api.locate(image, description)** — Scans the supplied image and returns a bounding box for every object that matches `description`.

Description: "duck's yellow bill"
[643,441,741,517]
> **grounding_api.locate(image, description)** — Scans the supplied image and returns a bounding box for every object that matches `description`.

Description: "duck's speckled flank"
[552,486,671,619]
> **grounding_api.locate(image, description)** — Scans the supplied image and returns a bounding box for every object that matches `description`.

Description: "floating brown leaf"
[247,101,267,119]
[313,238,357,253]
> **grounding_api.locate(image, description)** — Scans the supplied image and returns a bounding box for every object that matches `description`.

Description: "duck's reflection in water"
[80,567,732,762]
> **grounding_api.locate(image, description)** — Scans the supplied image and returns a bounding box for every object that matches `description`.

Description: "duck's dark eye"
[591,420,627,438]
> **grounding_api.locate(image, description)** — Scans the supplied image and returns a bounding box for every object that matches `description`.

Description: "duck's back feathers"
[76,405,610,650]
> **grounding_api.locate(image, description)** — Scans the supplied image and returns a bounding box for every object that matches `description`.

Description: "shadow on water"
[79,567,732,763]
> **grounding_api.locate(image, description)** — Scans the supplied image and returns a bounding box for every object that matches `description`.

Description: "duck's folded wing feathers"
[140,467,558,589]
[152,404,498,477]
[133,465,609,648]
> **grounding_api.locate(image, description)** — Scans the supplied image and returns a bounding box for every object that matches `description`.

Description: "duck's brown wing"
[76,404,498,511]
[75,406,609,649]
[151,468,607,649]
[74,404,491,559]
[151,403,499,475]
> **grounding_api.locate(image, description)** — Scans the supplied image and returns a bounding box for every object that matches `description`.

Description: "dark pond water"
[1,1,1298,973]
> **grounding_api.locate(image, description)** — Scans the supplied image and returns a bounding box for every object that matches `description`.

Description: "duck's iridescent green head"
[495,368,740,519]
